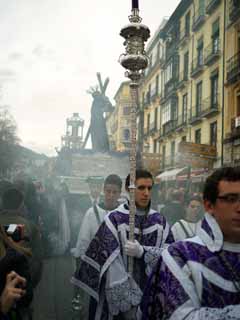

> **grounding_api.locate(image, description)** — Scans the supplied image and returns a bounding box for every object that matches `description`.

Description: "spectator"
[0,225,33,319]
[161,189,186,225]
[171,195,203,241]
[0,188,43,288]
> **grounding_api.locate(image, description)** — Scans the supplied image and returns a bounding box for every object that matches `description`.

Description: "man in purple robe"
[72,169,173,320]
[138,167,240,320]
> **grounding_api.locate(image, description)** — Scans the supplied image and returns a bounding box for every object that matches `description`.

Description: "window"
[142,92,145,106]
[199,0,205,15]
[184,51,189,80]
[147,114,150,132]
[154,140,158,153]
[123,106,131,115]
[123,129,130,141]
[197,38,204,66]
[182,136,187,142]
[162,102,171,125]
[155,75,159,94]
[182,94,188,123]
[165,62,173,83]
[154,107,158,129]
[195,128,201,144]
[237,91,240,116]
[211,73,219,107]
[210,121,217,146]
[149,54,153,68]
[162,145,166,169]
[196,81,203,114]
[185,12,190,35]
[212,19,220,54]
[171,141,175,166]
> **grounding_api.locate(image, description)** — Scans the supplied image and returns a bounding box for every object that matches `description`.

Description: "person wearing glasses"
[72,169,173,320]
[138,167,240,320]
[171,195,203,241]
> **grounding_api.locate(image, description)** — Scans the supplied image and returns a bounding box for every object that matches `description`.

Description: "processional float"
[119,0,150,274]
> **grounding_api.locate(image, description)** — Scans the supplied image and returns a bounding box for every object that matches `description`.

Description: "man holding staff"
[72,169,173,320]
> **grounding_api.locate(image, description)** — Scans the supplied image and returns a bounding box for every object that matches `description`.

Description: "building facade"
[106,81,132,152]
[138,0,231,173]
[223,0,240,166]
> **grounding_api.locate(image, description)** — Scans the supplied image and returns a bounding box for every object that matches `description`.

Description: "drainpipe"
[221,0,226,166]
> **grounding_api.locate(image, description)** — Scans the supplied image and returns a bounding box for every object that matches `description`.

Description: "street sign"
[178,142,217,158]
[142,152,161,174]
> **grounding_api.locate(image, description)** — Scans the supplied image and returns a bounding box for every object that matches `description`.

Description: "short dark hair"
[187,195,202,205]
[104,174,122,190]
[203,167,240,204]
[125,169,154,190]
[2,188,24,210]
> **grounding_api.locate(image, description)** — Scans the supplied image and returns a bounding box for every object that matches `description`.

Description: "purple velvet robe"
[72,203,173,319]
[139,213,240,320]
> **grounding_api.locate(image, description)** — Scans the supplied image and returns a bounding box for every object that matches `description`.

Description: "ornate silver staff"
[119,0,150,274]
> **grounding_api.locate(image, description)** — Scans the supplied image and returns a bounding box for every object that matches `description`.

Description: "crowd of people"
[71,167,240,320]
[0,177,71,319]
[1,166,240,320]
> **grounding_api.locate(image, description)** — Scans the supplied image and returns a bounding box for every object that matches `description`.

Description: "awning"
[156,167,187,182]
[177,168,209,183]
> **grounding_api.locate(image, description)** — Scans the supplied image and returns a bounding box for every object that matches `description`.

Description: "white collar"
[116,203,157,216]
[197,213,240,252]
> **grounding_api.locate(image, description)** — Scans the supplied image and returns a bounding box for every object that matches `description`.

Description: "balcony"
[143,127,150,139]
[227,51,240,84]
[189,95,219,125]
[176,114,187,131]
[177,70,189,89]
[204,41,221,66]
[178,28,190,48]
[162,120,177,136]
[165,78,178,98]
[166,43,176,60]
[229,0,240,25]
[150,91,158,103]
[160,155,176,170]
[149,122,158,136]
[191,56,204,78]
[224,117,240,143]
[192,8,206,31]
[206,0,221,14]
[159,55,166,67]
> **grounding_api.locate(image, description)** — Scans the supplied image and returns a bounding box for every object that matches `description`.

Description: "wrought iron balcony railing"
[191,56,204,77]
[176,114,188,130]
[192,8,206,31]
[229,0,240,24]
[204,40,221,66]
[160,155,176,170]
[162,120,177,136]
[189,95,219,124]
[149,122,157,135]
[177,70,189,89]
[178,27,190,47]
[206,0,221,14]
[227,51,240,84]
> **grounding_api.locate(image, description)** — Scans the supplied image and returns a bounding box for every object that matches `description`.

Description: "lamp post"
[119,1,150,274]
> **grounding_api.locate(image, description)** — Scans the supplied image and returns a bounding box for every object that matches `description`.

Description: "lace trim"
[106,277,142,316]
[144,246,162,270]
[187,305,240,320]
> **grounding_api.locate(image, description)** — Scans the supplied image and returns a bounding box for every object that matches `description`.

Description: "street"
[33,255,75,320]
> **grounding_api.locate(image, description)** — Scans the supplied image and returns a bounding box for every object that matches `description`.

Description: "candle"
[132,0,139,9]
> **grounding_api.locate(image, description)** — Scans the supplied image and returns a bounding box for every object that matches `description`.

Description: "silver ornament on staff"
[119,0,150,274]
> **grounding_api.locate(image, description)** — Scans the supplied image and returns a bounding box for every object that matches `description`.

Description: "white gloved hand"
[124,240,144,258]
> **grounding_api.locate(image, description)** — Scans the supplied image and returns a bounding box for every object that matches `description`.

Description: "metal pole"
[119,2,150,274]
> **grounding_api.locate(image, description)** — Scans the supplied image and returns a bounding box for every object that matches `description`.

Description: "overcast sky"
[0,0,181,156]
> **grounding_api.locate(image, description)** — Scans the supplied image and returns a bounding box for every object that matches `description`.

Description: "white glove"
[124,240,144,258]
